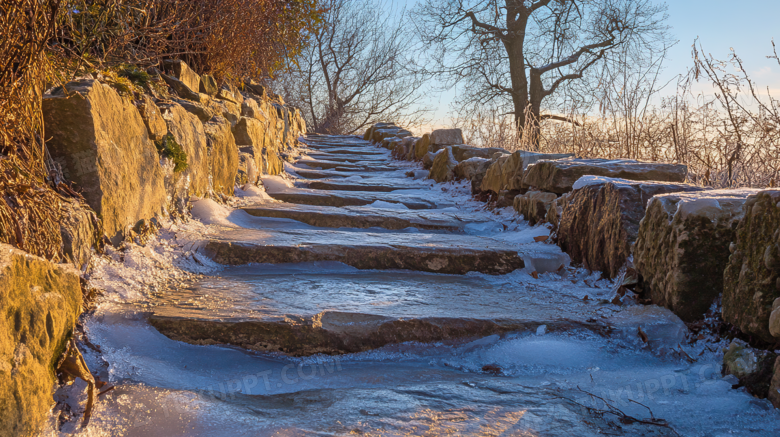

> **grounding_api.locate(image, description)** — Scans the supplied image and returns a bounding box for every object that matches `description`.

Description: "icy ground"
[44,136,780,436]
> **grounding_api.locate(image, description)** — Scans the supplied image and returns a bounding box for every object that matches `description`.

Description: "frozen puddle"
[68,134,780,436]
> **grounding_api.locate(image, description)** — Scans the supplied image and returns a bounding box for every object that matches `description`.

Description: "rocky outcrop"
[523,158,688,194]
[634,189,758,321]
[723,190,780,345]
[430,128,464,147]
[514,191,558,226]
[557,177,703,278]
[481,150,573,195]
[43,79,166,244]
[429,147,457,183]
[0,244,82,437]
[203,117,239,197]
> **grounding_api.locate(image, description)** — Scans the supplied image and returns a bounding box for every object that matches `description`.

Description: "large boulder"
[162,59,200,94]
[159,102,210,207]
[371,125,411,143]
[429,147,457,183]
[723,190,780,344]
[557,177,704,278]
[414,134,431,160]
[203,116,239,197]
[450,145,507,162]
[43,79,166,244]
[523,158,688,194]
[514,191,559,226]
[430,128,463,146]
[0,244,82,437]
[454,157,491,183]
[481,150,573,195]
[634,189,759,322]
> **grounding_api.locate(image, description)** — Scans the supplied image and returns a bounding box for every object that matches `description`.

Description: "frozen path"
[75,134,780,436]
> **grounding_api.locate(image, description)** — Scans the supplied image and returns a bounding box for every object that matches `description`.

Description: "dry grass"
[457,57,780,189]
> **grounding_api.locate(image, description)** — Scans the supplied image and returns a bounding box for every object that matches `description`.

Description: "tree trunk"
[504,12,529,140]
[528,68,544,149]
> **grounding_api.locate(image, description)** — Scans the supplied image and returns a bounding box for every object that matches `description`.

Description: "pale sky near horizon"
[403,0,780,127]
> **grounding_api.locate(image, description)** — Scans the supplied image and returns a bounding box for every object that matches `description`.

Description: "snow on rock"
[635,189,761,322]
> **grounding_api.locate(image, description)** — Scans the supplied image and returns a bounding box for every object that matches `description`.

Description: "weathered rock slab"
[557,177,703,278]
[43,79,166,244]
[429,147,457,183]
[524,158,688,194]
[201,228,526,275]
[0,244,82,437]
[242,204,491,231]
[430,128,464,146]
[634,189,759,321]
[723,190,780,344]
[481,151,573,194]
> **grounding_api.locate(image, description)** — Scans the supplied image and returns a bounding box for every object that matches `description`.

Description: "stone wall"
[43,60,306,242]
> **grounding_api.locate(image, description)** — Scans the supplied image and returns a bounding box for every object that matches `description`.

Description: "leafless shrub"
[272,0,427,135]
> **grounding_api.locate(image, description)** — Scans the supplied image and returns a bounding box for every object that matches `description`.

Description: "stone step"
[147,266,616,356]
[265,190,437,209]
[306,148,386,156]
[198,227,564,274]
[305,153,389,163]
[294,180,422,192]
[294,159,396,173]
[242,203,493,230]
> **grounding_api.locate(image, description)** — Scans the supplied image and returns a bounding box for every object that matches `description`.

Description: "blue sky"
[403,0,780,125]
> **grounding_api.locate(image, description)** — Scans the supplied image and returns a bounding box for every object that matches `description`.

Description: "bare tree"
[273,0,427,135]
[414,0,670,143]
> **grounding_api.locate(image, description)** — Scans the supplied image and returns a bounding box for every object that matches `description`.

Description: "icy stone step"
[291,168,404,179]
[304,153,390,163]
[242,203,493,230]
[147,266,615,356]
[266,190,437,209]
[294,179,423,192]
[199,227,535,274]
[306,148,386,156]
[295,159,395,172]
